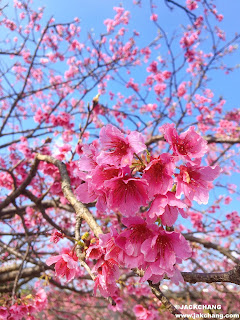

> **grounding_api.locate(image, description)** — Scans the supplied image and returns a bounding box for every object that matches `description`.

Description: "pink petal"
[46,255,61,266]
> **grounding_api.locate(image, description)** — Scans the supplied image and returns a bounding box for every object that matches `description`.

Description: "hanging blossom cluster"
[48,124,220,298]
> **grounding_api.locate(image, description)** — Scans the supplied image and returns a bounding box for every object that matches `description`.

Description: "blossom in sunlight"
[175,163,221,204]
[141,229,192,281]
[105,171,149,216]
[97,124,146,167]
[142,153,175,198]
[46,248,78,282]
[147,191,187,226]
[161,123,208,163]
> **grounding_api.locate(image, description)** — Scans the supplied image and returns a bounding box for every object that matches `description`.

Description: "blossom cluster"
[48,123,220,298]
[76,124,220,295]
[0,289,47,320]
[76,123,219,213]
[87,219,191,297]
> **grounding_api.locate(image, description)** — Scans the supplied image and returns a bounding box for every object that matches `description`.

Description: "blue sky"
[32,0,240,106]
[3,0,240,108]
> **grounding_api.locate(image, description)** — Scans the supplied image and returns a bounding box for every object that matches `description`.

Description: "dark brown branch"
[0,266,44,282]
[0,264,20,274]
[0,199,75,219]
[165,0,196,24]
[49,278,92,295]
[23,189,72,238]
[0,239,42,266]
[0,277,34,294]
[0,157,39,211]
[182,264,240,285]
[184,234,239,264]
[12,242,30,302]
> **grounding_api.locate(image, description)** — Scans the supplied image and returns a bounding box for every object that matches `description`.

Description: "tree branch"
[184,234,239,264]
[35,154,103,237]
[148,281,190,320]
[0,157,39,211]
[182,264,240,285]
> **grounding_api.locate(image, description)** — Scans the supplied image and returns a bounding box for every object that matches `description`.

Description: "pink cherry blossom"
[8,305,26,320]
[186,0,198,11]
[105,170,149,216]
[154,83,166,95]
[34,289,48,311]
[177,81,187,97]
[75,164,121,211]
[78,140,99,172]
[108,296,123,312]
[150,14,158,21]
[175,163,221,204]
[115,217,156,268]
[133,304,155,320]
[141,229,192,281]
[75,181,98,204]
[143,153,175,198]
[86,240,104,260]
[161,123,208,163]
[46,248,78,282]
[147,191,187,226]
[0,307,8,320]
[93,258,120,298]
[91,165,121,190]
[50,230,64,243]
[99,227,124,263]
[97,124,146,167]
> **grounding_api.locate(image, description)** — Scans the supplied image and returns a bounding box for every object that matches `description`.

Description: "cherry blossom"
[93,259,120,298]
[175,163,221,204]
[105,170,149,216]
[133,304,156,320]
[46,248,79,282]
[141,229,192,281]
[147,192,188,225]
[50,230,64,243]
[143,153,175,198]
[115,217,156,268]
[161,123,208,163]
[97,124,146,167]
